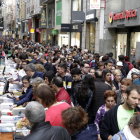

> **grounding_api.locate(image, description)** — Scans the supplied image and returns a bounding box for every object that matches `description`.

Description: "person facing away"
[22,101,71,140]
[100,84,140,140]
[111,112,140,140]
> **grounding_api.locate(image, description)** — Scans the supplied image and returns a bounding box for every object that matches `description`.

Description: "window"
[73,0,81,11]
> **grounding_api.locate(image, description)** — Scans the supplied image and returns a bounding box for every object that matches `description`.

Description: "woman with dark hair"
[74,74,95,124]
[10,75,33,110]
[62,106,98,140]
[70,63,77,71]
[34,84,71,127]
[94,90,117,140]
[103,69,116,90]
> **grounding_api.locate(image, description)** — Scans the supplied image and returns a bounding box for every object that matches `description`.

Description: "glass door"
[116,34,127,60]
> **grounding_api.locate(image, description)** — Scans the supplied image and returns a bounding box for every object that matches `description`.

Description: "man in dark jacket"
[30,52,41,64]
[26,63,44,79]
[40,55,54,72]
[118,55,129,75]
[92,70,111,120]
[23,102,71,140]
[100,85,140,140]
[71,68,83,104]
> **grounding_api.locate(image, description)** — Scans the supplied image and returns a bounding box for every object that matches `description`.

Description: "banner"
[90,0,100,9]
[41,8,47,28]
[56,0,62,25]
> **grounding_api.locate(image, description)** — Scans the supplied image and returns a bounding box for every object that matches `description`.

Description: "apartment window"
[72,0,81,11]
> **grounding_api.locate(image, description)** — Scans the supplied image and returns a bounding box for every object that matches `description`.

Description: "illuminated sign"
[109,9,137,23]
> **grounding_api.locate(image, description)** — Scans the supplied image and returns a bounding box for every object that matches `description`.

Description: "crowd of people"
[0,36,140,140]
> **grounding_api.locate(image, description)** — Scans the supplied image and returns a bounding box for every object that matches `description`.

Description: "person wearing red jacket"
[52,77,71,105]
[124,56,134,71]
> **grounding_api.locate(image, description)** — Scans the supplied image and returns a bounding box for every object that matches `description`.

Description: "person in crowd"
[103,69,116,90]
[124,56,134,71]
[74,74,95,124]
[88,54,93,63]
[97,61,104,71]
[92,70,111,121]
[118,55,129,76]
[131,72,139,82]
[57,63,73,96]
[109,52,116,65]
[39,55,54,72]
[94,90,117,140]
[127,62,140,79]
[43,71,55,87]
[100,85,140,140]
[131,48,136,64]
[62,106,98,140]
[10,75,33,110]
[112,69,121,90]
[70,63,77,71]
[111,112,140,140]
[25,63,44,79]
[104,60,113,71]
[35,63,45,73]
[67,56,73,67]
[105,54,109,61]
[115,78,133,104]
[116,61,126,78]
[90,55,99,69]
[22,101,71,140]
[52,77,71,105]
[34,84,71,126]
[80,61,90,79]
[30,52,41,64]
[89,68,95,78]
[72,50,79,59]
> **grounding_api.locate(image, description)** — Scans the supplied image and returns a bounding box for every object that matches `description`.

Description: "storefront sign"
[56,0,62,25]
[41,8,47,28]
[30,29,34,33]
[109,9,137,23]
[86,14,94,20]
[61,23,82,32]
[72,11,85,23]
[90,0,100,9]
[51,29,58,35]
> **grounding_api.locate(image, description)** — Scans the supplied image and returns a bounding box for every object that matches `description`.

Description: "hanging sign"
[90,0,100,9]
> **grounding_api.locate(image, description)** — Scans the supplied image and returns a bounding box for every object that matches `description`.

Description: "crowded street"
[0,0,140,140]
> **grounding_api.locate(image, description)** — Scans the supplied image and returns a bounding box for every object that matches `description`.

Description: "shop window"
[73,0,81,11]
[71,32,80,47]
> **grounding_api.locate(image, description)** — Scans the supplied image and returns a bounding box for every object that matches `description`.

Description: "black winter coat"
[22,122,71,140]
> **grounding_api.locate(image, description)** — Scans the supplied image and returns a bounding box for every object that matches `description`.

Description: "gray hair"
[30,77,44,85]
[26,63,36,72]
[40,55,46,60]
[25,101,45,124]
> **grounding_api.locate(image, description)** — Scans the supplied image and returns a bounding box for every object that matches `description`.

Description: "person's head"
[88,54,93,61]
[104,90,117,109]
[105,53,109,60]
[22,60,29,70]
[116,61,123,69]
[73,50,77,57]
[56,50,61,57]
[111,65,116,73]
[109,52,113,58]
[113,69,121,83]
[95,70,103,79]
[74,59,80,66]
[25,101,45,126]
[121,78,133,92]
[62,106,88,135]
[33,52,39,60]
[98,61,104,71]
[22,75,31,88]
[83,54,88,60]
[131,72,139,82]
[40,55,46,63]
[70,63,77,71]
[48,51,52,57]
[89,68,95,78]
[34,84,57,108]
[57,63,67,76]
[14,49,18,55]
[43,71,55,85]
[19,52,28,61]
[118,55,125,61]
[52,77,63,92]
[125,85,140,110]
[25,63,36,77]
[128,112,140,138]
[103,69,112,82]
[124,56,129,62]
[67,56,73,64]
[35,64,45,73]
[95,56,100,63]
[105,60,113,71]
[80,61,90,75]
[71,68,81,81]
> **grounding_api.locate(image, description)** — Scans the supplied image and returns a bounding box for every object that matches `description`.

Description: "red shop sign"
[109,9,137,23]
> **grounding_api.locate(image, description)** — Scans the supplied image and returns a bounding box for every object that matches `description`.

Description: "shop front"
[104,0,140,60]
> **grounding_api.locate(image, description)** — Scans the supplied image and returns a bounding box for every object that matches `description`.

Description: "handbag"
[117,133,122,140]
